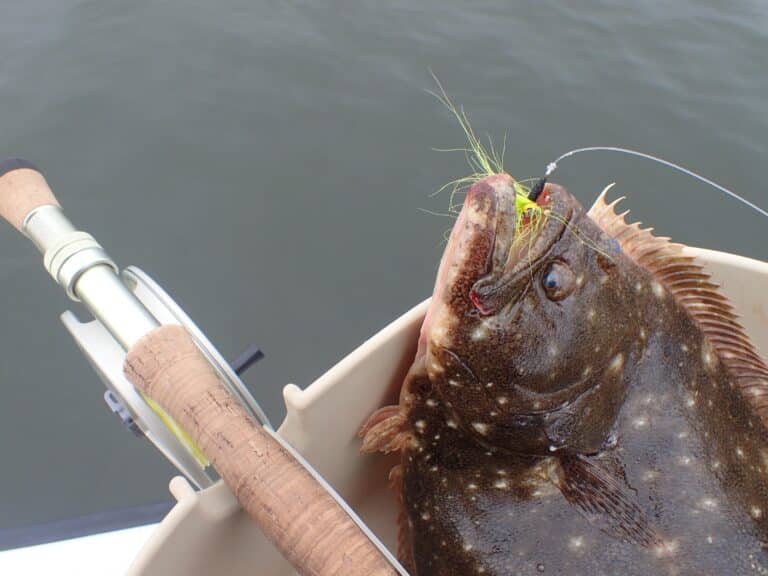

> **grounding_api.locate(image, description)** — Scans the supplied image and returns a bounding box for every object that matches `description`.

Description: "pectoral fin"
[555,453,662,548]
[359,404,409,454]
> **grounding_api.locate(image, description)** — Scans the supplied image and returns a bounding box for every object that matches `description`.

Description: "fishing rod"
[0,159,405,576]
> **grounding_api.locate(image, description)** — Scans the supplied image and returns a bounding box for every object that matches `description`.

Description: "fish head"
[423,174,644,455]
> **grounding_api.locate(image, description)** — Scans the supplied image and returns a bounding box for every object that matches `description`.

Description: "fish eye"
[541,261,576,301]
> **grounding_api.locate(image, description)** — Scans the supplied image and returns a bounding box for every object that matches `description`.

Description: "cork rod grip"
[124,325,395,576]
[0,159,60,232]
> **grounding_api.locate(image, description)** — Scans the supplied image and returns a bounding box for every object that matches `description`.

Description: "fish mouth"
[468,180,573,316]
[419,175,572,355]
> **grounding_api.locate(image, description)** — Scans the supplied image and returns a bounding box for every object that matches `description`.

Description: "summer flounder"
[360,174,768,575]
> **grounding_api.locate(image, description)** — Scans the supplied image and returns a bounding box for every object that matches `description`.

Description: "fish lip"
[438,174,514,296]
[470,184,573,316]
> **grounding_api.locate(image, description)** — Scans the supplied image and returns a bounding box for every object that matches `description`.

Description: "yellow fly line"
[143,392,210,468]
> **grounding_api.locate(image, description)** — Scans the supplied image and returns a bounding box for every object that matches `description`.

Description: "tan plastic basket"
[129,247,768,576]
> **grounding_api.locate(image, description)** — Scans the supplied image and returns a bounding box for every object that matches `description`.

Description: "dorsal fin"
[588,185,768,423]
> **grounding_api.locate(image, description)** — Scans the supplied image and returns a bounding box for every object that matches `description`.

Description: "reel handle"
[125,325,396,576]
[0,159,60,232]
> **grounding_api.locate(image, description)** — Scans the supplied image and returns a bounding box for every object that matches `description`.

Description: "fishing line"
[539,146,768,220]
[267,428,411,575]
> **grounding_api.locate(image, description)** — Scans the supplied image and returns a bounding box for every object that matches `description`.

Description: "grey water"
[0,0,766,537]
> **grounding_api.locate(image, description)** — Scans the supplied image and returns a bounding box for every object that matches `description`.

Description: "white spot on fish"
[678,456,692,466]
[430,361,444,374]
[706,535,714,544]
[639,328,646,341]
[431,325,449,345]
[493,479,509,490]
[463,542,473,551]
[568,536,584,551]
[472,422,490,435]
[448,379,462,387]
[415,420,427,432]
[446,419,458,429]
[681,344,689,353]
[703,348,715,368]
[587,308,596,322]
[751,506,763,519]
[643,469,658,481]
[421,511,431,521]
[652,281,665,299]
[576,274,585,287]
[471,325,489,341]
[654,539,679,558]
[633,416,648,429]
[736,447,745,459]
[485,382,494,388]
[582,366,592,377]
[548,344,559,357]
[608,353,624,373]
[699,498,718,511]
[467,483,478,491]
[426,398,438,408]
[496,396,509,406]
[634,282,644,293]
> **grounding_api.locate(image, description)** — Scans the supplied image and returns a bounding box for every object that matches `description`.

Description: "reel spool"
[62,267,271,489]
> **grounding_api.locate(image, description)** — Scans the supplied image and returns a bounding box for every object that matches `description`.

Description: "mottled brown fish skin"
[362,174,768,575]
[426,184,638,456]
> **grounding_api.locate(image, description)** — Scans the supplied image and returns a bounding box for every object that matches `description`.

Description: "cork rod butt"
[0,159,60,232]
[124,325,397,576]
